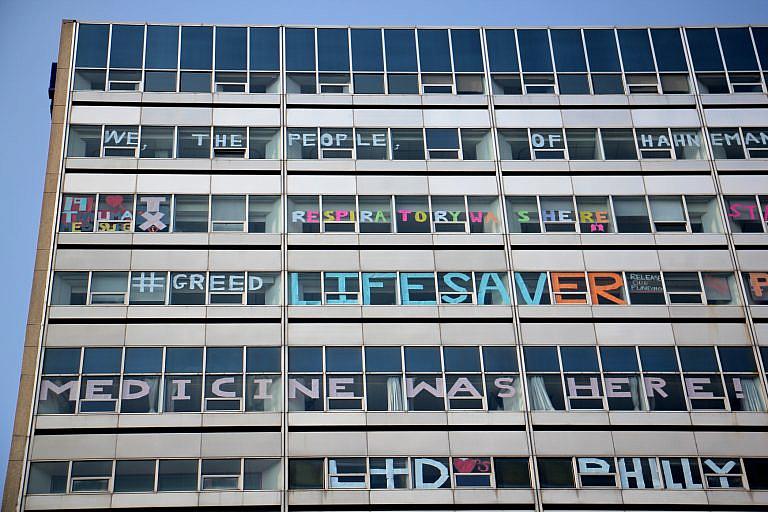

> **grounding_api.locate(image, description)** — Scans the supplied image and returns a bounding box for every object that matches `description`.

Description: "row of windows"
[58,193,734,235]
[66,125,768,161]
[37,345,768,414]
[26,455,768,495]
[50,271,768,307]
[74,24,768,96]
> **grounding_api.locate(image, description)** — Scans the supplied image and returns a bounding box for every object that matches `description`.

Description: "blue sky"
[0,0,766,488]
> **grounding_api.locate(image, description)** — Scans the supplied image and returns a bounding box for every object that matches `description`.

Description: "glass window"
[663,272,703,304]
[425,128,459,159]
[248,127,280,159]
[173,195,208,232]
[745,128,768,158]
[286,28,315,71]
[626,272,665,304]
[486,29,518,72]
[169,272,206,305]
[584,29,621,72]
[506,196,540,233]
[613,196,651,233]
[385,29,417,72]
[467,196,502,233]
[687,28,724,71]
[177,127,210,158]
[725,196,763,233]
[139,126,174,158]
[244,459,280,490]
[702,272,738,305]
[70,460,112,492]
[215,26,246,71]
[395,196,430,233]
[494,458,530,488]
[76,24,109,68]
[96,193,134,232]
[146,25,178,69]
[418,29,451,72]
[566,129,601,160]
[286,128,318,159]
[180,26,212,70]
[27,462,69,494]
[353,74,384,94]
[248,195,280,233]
[387,73,418,94]
[355,129,388,159]
[369,458,408,488]
[51,272,88,305]
[551,29,586,72]
[651,28,688,72]
[109,24,144,69]
[288,196,320,233]
[158,459,198,491]
[250,27,280,71]
[498,129,531,160]
[618,29,655,72]
[322,196,357,233]
[591,73,624,94]
[60,194,95,232]
[685,196,721,233]
[537,458,575,488]
[144,70,176,92]
[67,125,102,157]
[577,196,612,233]
[90,272,128,304]
[211,195,245,231]
[601,129,637,160]
[114,460,156,493]
[359,196,392,233]
[517,29,552,72]
[289,459,323,489]
[530,129,565,159]
[391,129,424,160]
[352,29,383,71]
[718,28,758,71]
[135,194,171,233]
[540,197,576,232]
[649,196,687,232]
[129,271,167,305]
[672,128,704,159]
[201,459,241,490]
[452,29,483,72]
[318,28,349,72]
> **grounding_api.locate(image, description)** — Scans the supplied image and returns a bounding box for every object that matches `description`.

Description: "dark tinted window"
[600,347,639,372]
[718,28,758,71]
[618,29,655,72]
[404,346,441,372]
[180,26,213,70]
[639,347,678,372]
[165,347,203,373]
[124,347,163,373]
[651,28,688,71]
[351,29,384,71]
[482,346,518,372]
[42,348,81,374]
[494,458,530,488]
[518,29,553,72]
[215,27,246,70]
[76,24,109,67]
[524,346,559,372]
[744,458,768,490]
[753,28,768,69]
[325,347,362,372]
[538,458,575,488]
[551,30,586,72]
[206,347,243,373]
[250,27,280,70]
[560,346,598,372]
[584,29,621,72]
[443,347,480,372]
[82,347,122,373]
[109,25,144,69]
[365,347,402,372]
[146,25,179,69]
[385,29,418,72]
[717,346,757,372]
[286,28,316,71]
[288,347,322,372]
[678,346,718,372]
[686,28,724,71]
[318,28,349,71]
[246,347,281,372]
[486,29,519,72]
[289,459,323,489]
[418,29,452,72]
[451,29,484,72]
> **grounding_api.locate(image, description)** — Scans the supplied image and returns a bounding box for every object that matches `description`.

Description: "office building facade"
[5,19,768,511]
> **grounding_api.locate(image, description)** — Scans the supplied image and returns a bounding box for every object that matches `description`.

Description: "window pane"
[485,29,518,72]
[651,28,688,72]
[248,127,279,159]
[494,458,530,488]
[518,29,552,72]
[618,29,655,72]
[51,272,88,305]
[27,462,68,494]
[719,28,758,71]
[351,29,383,71]
[166,347,203,373]
[114,460,155,493]
[538,458,575,488]
[124,347,162,373]
[584,29,621,72]
[417,29,451,72]
[687,28,724,71]
[177,127,210,158]
[67,125,102,157]
[250,27,280,71]
[685,196,721,233]
[385,29,417,72]
[83,347,121,373]
[110,25,144,69]
[326,347,362,372]
[246,346,281,372]
[566,129,601,159]
[216,26,246,70]
[405,346,441,372]
[146,25,179,69]
[43,348,81,374]
[76,24,109,67]
[443,347,480,372]
[158,459,198,491]
[289,347,322,372]
[248,195,281,233]
[180,26,212,70]
[639,347,679,372]
[600,346,639,372]
[144,71,176,92]
[524,346,559,372]
[211,195,245,231]
[451,29,483,72]
[173,195,208,232]
[286,28,316,71]
[318,28,349,72]
[244,459,280,490]
[551,30,586,72]
[498,129,531,160]
[289,459,323,489]
[139,127,174,158]
[601,129,637,159]
[391,129,424,160]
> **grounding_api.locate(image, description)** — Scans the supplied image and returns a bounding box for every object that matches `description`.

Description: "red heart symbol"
[105,195,124,208]
[453,458,478,473]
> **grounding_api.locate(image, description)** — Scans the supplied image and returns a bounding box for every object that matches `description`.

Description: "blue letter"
[325,272,360,304]
[362,273,397,305]
[514,272,548,305]
[290,272,321,305]
[440,272,472,304]
[400,273,437,305]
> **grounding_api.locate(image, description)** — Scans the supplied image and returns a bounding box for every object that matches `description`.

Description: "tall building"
[6,19,768,512]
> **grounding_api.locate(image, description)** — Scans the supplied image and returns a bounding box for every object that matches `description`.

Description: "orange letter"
[588,272,627,305]
[551,272,588,304]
